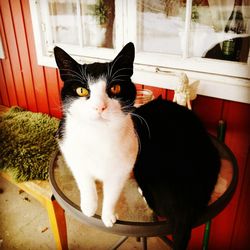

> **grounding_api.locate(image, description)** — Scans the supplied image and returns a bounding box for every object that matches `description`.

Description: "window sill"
[42,55,250,104]
[133,65,250,104]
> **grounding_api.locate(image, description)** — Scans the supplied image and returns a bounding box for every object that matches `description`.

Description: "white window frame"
[29,0,250,104]
[0,34,5,59]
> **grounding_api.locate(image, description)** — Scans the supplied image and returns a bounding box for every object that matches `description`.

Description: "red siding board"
[166,89,175,101]
[222,101,249,161]
[222,101,250,250]
[0,62,10,106]
[21,0,50,114]
[206,101,249,250]
[10,0,37,112]
[56,69,63,116]
[231,150,250,249]
[192,95,224,136]
[1,0,27,109]
[188,225,205,250]
[208,201,238,250]
[0,8,18,106]
[44,67,61,118]
[56,70,64,90]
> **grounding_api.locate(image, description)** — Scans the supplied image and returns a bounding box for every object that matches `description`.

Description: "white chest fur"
[59,113,138,181]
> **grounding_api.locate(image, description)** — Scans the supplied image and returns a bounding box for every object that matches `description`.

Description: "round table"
[49,136,238,249]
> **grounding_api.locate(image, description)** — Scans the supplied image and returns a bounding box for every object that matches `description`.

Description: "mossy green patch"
[0,106,59,182]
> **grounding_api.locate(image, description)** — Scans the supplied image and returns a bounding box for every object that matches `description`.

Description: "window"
[30,0,250,103]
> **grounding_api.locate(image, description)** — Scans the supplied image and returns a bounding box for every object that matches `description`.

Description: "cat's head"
[54,43,136,125]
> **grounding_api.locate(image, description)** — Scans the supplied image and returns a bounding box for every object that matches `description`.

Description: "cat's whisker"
[121,105,135,113]
[109,78,127,85]
[60,68,83,77]
[65,68,86,81]
[134,130,142,154]
[62,97,75,113]
[106,63,111,78]
[64,78,86,85]
[110,75,129,81]
[78,64,88,82]
[120,98,136,107]
[130,112,151,139]
[63,78,84,84]
[122,100,135,107]
[109,55,123,77]
[111,67,133,78]
[60,68,85,82]
[83,64,88,82]
[61,73,85,83]
[51,102,63,114]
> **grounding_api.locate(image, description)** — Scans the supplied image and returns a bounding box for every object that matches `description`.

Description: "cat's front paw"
[101,212,117,227]
[81,201,97,217]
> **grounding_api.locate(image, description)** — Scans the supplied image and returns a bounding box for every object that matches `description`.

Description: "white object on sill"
[173,73,199,110]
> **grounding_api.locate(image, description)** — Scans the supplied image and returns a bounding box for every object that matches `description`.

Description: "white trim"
[29,0,46,65]
[40,0,53,47]
[0,34,4,59]
[126,0,137,46]
[183,0,192,58]
[76,0,83,47]
[114,0,124,50]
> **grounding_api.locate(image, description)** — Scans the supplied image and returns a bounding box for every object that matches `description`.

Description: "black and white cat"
[54,43,220,250]
[54,43,139,228]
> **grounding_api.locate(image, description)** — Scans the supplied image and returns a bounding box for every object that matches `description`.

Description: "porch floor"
[0,176,170,250]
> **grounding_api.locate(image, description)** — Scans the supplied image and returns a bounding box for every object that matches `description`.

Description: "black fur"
[133,97,220,250]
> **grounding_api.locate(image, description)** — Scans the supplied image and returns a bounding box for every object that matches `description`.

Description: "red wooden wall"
[0,1,249,249]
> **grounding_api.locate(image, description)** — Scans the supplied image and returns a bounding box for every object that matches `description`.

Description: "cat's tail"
[171,213,194,250]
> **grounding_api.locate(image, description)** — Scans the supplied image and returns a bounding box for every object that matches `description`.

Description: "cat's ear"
[111,42,135,77]
[115,42,135,64]
[54,46,79,82]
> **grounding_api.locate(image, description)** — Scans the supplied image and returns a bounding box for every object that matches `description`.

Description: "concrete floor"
[0,176,170,250]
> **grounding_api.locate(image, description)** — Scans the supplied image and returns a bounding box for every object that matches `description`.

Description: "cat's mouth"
[92,111,125,124]
[92,112,111,122]
[96,115,110,122]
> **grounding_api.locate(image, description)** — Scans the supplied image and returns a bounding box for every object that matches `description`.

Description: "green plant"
[88,0,110,25]
[191,5,199,22]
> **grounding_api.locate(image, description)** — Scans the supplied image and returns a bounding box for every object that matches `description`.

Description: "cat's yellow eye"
[110,84,121,95]
[76,87,89,97]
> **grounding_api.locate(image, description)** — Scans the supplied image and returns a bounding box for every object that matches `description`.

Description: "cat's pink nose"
[94,103,107,113]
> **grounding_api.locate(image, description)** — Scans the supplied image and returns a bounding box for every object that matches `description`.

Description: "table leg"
[159,235,173,248]
[45,196,68,250]
[142,237,147,250]
[110,236,128,250]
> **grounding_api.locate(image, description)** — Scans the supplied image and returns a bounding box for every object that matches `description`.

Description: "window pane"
[48,0,115,49]
[80,0,115,48]
[137,0,185,55]
[192,0,250,63]
[49,0,80,45]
